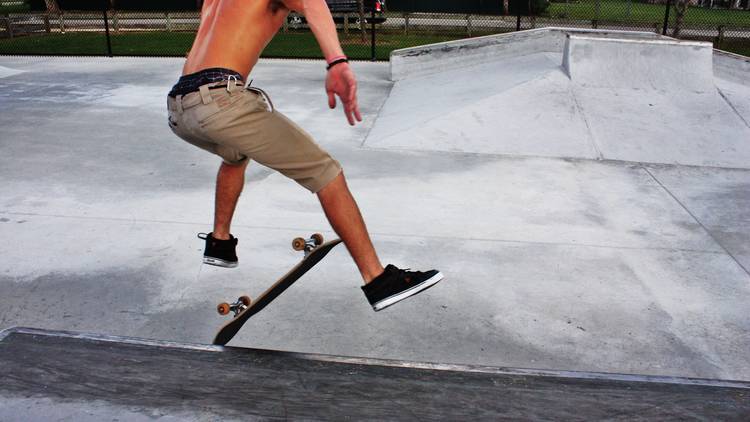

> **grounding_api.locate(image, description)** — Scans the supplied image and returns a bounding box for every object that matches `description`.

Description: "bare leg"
[213,160,249,240]
[317,172,384,284]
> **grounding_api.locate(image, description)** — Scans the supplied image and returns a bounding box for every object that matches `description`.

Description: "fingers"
[327,68,362,125]
[342,93,362,126]
[342,81,362,125]
[327,90,336,109]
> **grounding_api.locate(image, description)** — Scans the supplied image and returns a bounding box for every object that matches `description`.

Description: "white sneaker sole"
[372,272,444,312]
[203,257,238,268]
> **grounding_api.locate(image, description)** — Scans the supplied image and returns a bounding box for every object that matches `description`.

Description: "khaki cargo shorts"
[167,82,342,193]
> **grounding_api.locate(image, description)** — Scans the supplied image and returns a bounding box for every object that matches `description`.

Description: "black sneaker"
[362,265,444,311]
[197,232,238,268]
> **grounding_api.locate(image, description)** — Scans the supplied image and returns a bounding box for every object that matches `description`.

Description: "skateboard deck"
[212,235,342,346]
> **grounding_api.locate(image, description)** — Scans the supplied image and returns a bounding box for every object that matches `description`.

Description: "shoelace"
[397,268,424,275]
[395,268,426,284]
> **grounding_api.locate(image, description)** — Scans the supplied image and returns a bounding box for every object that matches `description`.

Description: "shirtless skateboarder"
[166,0,443,311]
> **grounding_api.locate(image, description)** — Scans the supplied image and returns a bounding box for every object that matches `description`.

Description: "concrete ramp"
[1,327,749,420]
[563,34,750,168]
[369,28,750,169]
[366,53,599,158]
[563,35,715,93]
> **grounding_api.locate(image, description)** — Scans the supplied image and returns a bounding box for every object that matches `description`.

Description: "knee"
[316,171,346,197]
[220,159,249,171]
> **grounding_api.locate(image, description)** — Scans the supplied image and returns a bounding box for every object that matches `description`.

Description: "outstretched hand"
[325,63,363,126]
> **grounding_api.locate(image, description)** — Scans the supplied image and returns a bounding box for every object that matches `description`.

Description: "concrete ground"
[1,30,749,383]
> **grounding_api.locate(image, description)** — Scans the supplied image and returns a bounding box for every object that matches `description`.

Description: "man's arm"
[283,0,362,125]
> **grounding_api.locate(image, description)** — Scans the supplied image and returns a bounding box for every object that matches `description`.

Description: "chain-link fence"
[1,0,748,58]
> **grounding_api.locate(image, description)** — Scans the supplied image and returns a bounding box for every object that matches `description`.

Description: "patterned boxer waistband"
[168,67,244,98]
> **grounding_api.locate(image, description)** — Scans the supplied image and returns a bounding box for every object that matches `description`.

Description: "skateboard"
[212,234,342,346]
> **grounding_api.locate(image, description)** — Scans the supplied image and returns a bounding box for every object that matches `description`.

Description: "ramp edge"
[389,27,666,81]
[566,34,711,48]
[2,326,749,389]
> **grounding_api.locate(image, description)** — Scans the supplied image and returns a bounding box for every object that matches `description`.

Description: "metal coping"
[1,326,749,389]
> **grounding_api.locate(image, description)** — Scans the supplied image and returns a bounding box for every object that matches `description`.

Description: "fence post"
[516,13,521,31]
[166,12,172,32]
[466,14,472,37]
[403,13,409,35]
[716,25,725,48]
[44,14,51,33]
[662,0,672,36]
[3,14,12,39]
[344,13,349,35]
[370,7,375,61]
[595,0,601,24]
[102,1,113,57]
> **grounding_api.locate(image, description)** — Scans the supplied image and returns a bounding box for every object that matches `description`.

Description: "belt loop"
[227,75,238,93]
[199,84,212,105]
[175,95,184,113]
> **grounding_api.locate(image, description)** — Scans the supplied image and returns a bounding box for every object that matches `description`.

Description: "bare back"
[183,0,289,79]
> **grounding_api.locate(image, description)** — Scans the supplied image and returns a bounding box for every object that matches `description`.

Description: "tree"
[44,0,60,13]
[671,0,690,38]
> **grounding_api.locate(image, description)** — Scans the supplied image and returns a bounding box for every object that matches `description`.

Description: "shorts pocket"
[193,92,246,127]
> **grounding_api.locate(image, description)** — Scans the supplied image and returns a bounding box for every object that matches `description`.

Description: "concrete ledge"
[389,27,665,81]
[2,327,749,420]
[3,326,749,388]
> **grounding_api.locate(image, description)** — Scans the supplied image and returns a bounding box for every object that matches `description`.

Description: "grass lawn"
[0,30,473,59]
[0,5,30,14]
[1,29,748,57]
[547,0,750,26]
[714,38,750,56]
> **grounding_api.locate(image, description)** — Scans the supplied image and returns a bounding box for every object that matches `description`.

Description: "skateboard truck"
[216,234,325,318]
[217,295,252,317]
[292,233,325,257]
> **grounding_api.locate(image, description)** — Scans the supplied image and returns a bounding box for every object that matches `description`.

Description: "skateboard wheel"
[217,303,231,316]
[240,295,252,306]
[311,233,324,246]
[292,237,306,251]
